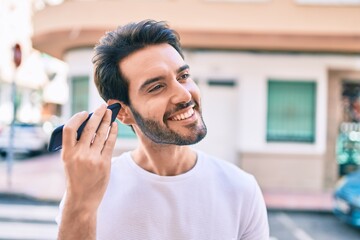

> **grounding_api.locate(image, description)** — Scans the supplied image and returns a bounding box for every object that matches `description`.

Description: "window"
[71,76,89,115]
[267,80,316,143]
[207,79,236,87]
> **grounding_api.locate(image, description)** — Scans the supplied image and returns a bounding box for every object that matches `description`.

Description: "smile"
[170,108,195,121]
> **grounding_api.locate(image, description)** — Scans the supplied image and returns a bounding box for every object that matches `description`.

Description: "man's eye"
[149,85,163,93]
[178,73,190,81]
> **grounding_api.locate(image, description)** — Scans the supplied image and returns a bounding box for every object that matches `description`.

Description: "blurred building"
[0,0,68,128]
[32,0,360,195]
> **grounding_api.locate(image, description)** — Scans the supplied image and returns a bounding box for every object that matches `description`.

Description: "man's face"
[120,43,207,145]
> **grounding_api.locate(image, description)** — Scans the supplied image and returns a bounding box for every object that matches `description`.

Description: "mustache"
[164,100,196,120]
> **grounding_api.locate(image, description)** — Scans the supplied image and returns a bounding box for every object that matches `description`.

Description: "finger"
[101,122,118,159]
[63,111,89,149]
[79,104,107,143]
[91,109,112,150]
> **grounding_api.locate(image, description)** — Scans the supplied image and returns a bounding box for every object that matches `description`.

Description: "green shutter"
[71,76,89,115]
[116,119,137,139]
[267,80,316,143]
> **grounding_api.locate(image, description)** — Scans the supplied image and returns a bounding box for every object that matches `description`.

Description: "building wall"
[33,0,360,193]
[241,152,324,192]
[32,0,360,59]
[186,50,360,192]
[62,46,360,192]
[63,49,101,116]
[62,45,360,193]
[35,0,360,34]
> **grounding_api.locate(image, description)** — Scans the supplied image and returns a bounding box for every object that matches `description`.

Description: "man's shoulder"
[110,151,132,171]
[197,151,256,185]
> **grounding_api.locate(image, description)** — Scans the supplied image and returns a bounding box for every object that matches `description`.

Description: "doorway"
[337,82,360,176]
[326,70,360,188]
[195,79,238,165]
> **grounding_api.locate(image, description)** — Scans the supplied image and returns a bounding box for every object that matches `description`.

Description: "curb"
[0,192,60,206]
[267,207,333,214]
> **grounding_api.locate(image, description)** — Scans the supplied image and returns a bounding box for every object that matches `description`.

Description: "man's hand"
[58,104,118,240]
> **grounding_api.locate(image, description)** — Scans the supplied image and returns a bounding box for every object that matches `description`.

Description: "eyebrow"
[139,64,190,92]
[177,64,189,74]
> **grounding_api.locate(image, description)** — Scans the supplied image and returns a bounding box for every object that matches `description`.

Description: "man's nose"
[170,80,192,104]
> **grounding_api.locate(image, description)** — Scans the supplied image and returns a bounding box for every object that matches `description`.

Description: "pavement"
[0,152,65,202]
[263,191,333,212]
[0,152,334,212]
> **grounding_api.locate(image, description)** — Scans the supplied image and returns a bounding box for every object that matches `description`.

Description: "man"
[56,20,269,240]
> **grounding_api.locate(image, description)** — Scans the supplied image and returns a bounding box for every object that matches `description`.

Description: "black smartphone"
[48,103,121,152]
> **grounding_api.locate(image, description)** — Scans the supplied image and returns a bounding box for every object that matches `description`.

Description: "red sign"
[13,43,21,68]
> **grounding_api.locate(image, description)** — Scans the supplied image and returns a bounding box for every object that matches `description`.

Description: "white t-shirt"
[56,151,269,240]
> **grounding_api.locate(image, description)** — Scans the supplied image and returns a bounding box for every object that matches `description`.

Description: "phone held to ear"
[48,103,121,152]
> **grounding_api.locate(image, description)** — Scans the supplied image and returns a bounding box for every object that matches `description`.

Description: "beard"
[129,100,207,145]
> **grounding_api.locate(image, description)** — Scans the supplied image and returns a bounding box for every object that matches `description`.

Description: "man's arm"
[241,178,270,240]
[57,104,118,240]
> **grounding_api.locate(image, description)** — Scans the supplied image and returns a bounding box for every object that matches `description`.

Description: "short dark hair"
[92,20,184,105]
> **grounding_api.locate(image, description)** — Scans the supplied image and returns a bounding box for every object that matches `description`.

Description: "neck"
[131,141,197,176]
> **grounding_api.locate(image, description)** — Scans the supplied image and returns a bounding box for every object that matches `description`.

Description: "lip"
[169,111,198,125]
[167,105,195,120]
[167,106,198,123]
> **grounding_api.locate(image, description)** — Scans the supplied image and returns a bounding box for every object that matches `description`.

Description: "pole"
[6,80,16,187]
[6,43,22,188]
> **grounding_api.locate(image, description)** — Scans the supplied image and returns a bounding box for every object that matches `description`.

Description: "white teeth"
[171,108,194,121]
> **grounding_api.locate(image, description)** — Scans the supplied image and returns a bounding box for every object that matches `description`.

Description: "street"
[0,196,360,239]
[0,198,58,240]
[269,210,360,240]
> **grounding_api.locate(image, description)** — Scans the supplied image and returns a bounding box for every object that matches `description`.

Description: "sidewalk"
[263,191,333,212]
[0,152,65,202]
[0,153,334,211]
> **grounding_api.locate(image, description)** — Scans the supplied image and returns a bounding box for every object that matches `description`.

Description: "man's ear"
[107,99,135,125]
